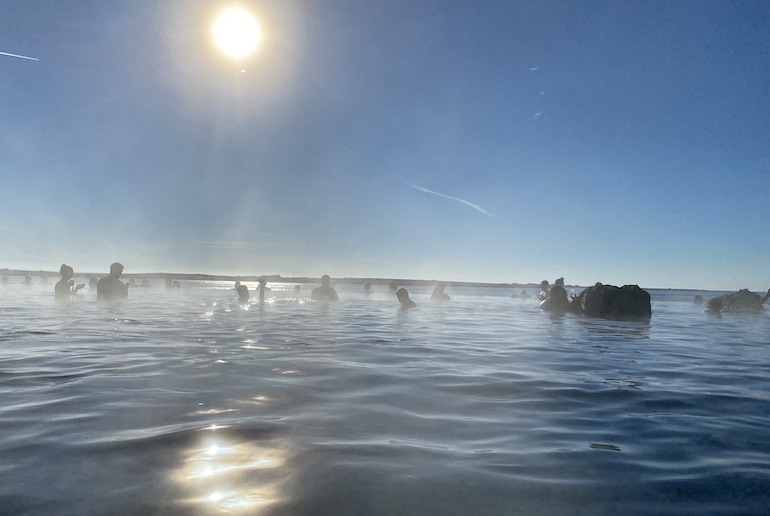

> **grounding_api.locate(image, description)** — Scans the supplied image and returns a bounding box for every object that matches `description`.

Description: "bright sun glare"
[213,8,261,59]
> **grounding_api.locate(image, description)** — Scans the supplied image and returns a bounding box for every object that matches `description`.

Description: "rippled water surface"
[1,281,769,515]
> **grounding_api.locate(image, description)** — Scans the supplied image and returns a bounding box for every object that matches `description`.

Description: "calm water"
[1,280,769,515]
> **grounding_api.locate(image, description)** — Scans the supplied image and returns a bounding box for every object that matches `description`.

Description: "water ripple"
[1,286,769,514]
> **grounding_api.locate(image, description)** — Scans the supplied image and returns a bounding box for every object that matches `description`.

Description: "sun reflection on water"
[174,426,287,513]
[194,407,238,416]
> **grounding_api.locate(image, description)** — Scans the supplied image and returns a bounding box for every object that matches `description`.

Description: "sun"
[213,8,261,59]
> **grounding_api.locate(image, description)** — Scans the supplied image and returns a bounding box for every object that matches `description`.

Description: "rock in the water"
[706,289,764,313]
[576,284,651,320]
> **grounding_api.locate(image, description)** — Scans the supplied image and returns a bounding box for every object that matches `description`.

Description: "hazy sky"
[2,0,769,290]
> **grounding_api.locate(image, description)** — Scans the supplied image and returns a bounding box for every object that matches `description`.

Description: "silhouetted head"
[109,262,124,279]
[24,275,32,284]
[388,281,397,293]
[258,277,267,287]
[321,275,331,287]
[540,280,549,290]
[237,284,249,302]
[363,282,371,293]
[693,295,704,305]
[294,284,301,292]
[550,284,568,301]
[60,264,74,280]
[396,287,413,306]
[555,277,564,287]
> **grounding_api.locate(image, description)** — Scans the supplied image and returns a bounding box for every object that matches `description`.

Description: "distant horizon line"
[0,268,730,292]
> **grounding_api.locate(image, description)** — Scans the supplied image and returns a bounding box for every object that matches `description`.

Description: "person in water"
[257,277,267,303]
[363,282,371,295]
[554,277,577,300]
[388,281,398,295]
[396,287,416,308]
[540,284,580,314]
[311,275,338,301]
[24,274,32,286]
[431,282,450,301]
[54,264,85,300]
[96,262,129,301]
[236,282,249,303]
[538,280,550,301]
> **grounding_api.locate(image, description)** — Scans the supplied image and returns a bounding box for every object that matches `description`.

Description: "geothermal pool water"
[1,280,769,515]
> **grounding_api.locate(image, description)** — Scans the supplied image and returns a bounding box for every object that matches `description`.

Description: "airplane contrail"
[409,183,495,217]
[0,51,39,61]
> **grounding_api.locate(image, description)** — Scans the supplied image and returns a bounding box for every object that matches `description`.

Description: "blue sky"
[2,0,769,290]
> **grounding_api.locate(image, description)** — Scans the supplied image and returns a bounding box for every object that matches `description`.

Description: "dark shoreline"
[2,268,532,289]
[0,268,714,291]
